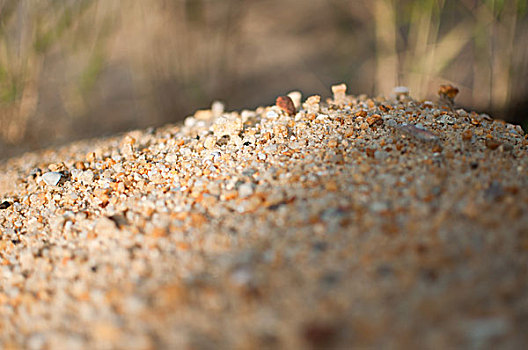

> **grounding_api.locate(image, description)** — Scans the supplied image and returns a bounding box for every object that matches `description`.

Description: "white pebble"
[393,86,409,95]
[42,172,62,186]
[211,101,225,117]
[287,91,302,109]
[184,116,196,127]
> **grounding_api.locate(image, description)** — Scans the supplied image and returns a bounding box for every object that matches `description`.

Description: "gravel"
[0,84,527,349]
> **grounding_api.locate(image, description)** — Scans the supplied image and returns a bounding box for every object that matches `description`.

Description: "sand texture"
[0,86,527,349]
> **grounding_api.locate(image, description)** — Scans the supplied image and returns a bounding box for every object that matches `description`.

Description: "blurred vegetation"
[0,0,527,159]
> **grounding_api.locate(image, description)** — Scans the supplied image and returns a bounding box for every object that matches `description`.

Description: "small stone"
[276,96,296,116]
[0,201,12,209]
[184,116,196,127]
[287,91,302,109]
[211,101,225,117]
[485,139,501,150]
[41,172,62,186]
[303,95,321,114]
[331,83,347,105]
[393,86,409,95]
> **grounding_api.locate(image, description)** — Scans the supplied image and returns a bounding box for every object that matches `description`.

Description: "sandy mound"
[0,85,527,349]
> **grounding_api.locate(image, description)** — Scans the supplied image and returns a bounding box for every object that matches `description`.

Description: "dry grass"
[371,0,527,116]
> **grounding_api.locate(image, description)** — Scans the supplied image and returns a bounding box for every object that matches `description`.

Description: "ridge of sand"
[0,86,527,349]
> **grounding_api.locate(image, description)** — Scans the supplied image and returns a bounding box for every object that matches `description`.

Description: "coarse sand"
[0,85,527,349]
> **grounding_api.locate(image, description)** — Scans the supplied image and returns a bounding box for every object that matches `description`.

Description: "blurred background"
[0,0,527,159]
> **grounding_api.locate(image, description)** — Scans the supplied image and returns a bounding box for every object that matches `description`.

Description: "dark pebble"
[0,201,12,209]
[268,201,287,211]
[485,138,501,150]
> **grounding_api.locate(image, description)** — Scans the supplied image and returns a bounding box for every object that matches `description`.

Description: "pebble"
[287,91,302,109]
[393,86,409,95]
[41,172,62,186]
[211,100,225,118]
[485,138,501,150]
[276,96,296,116]
[303,95,321,114]
[0,200,11,209]
[331,83,347,105]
